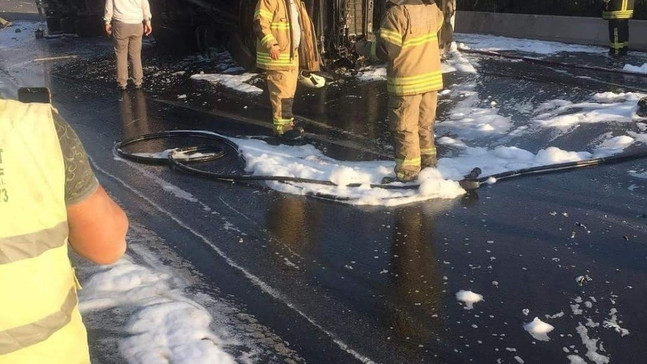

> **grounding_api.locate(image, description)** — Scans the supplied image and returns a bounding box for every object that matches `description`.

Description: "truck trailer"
[35,0,454,70]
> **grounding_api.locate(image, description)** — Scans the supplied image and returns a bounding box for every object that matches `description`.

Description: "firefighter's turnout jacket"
[254,0,320,72]
[371,0,444,96]
[602,0,635,20]
[0,100,90,364]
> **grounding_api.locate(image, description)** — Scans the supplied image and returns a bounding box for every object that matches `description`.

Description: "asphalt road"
[2,14,647,364]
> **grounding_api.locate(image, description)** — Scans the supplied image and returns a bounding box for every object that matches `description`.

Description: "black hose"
[116,131,647,194]
[115,130,418,190]
[114,131,228,165]
[460,148,647,190]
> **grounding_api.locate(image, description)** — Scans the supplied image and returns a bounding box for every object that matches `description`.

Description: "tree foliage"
[457,0,647,20]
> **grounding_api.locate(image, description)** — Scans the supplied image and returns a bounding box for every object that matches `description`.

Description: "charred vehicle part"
[35,0,454,70]
[36,0,104,37]
[147,0,386,70]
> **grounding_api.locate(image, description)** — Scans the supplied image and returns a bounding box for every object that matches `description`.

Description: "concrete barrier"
[455,11,647,51]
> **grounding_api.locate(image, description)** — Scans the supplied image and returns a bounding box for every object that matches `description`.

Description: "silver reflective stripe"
[0,222,68,264]
[0,287,77,354]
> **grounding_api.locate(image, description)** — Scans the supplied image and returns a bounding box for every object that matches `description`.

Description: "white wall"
[455,11,647,51]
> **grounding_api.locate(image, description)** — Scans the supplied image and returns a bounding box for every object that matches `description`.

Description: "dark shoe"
[278,126,304,140]
[638,97,647,118]
[118,84,127,91]
[422,156,437,169]
[381,176,399,184]
[134,83,142,89]
[381,174,418,184]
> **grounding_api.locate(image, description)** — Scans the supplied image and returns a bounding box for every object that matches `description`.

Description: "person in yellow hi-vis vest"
[355,0,444,182]
[603,0,635,56]
[253,0,324,140]
[0,99,128,363]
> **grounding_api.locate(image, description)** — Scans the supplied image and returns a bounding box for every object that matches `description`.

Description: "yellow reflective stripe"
[255,9,273,20]
[273,118,293,126]
[261,34,276,47]
[402,33,438,48]
[257,52,295,66]
[389,71,443,85]
[388,82,444,95]
[622,0,628,11]
[270,22,290,30]
[396,157,421,167]
[388,72,443,86]
[273,118,294,133]
[603,10,633,18]
[257,52,292,61]
[0,287,77,354]
[421,148,436,155]
[0,222,67,264]
[388,72,444,95]
[379,28,403,46]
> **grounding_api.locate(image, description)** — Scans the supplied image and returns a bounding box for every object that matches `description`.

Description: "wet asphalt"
[2,14,647,364]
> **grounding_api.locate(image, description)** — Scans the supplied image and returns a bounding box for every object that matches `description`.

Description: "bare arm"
[67,185,128,265]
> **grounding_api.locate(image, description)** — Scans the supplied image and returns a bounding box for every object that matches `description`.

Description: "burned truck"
[35,0,453,69]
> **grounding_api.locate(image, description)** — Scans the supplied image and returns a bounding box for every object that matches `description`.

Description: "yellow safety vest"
[0,100,90,364]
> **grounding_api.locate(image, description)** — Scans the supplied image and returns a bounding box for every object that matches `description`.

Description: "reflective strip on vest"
[0,288,77,355]
[0,222,67,264]
[0,100,87,360]
[387,71,443,95]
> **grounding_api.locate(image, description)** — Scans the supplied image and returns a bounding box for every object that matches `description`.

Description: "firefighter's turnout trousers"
[603,0,635,55]
[389,92,439,181]
[253,0,321,135]
[265,67,299,134]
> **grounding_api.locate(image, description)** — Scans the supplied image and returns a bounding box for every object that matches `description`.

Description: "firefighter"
[436,0,456,57]
[0,98,128,363]
[253,0,323,139]
[355,0,444,182]
[602,0,635,56]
